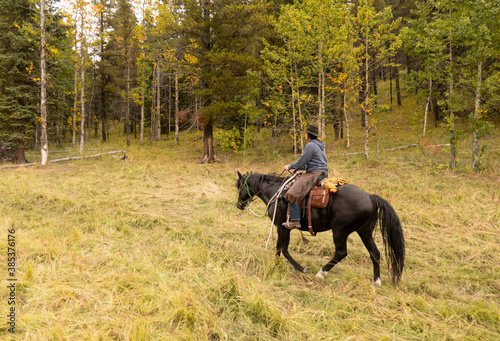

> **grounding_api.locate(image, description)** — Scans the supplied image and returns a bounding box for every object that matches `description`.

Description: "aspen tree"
[461,0,499,170]
[79,1,86,154]
[40,0,48,165]
[355,0,400,160]
[402,1,449,138]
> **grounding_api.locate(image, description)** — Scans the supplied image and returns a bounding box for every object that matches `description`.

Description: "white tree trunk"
[125,59,130,146]
[40,0,48,165]
[318,40,325,138]
[472,60,482,170]
[449,38,456,168]
[72,42,78,148]
[175,60,180,145]
[156,60,161,140]
[343,90,350,164]
[79,11,86,154]
[168,69,172,135]
[295,63,304,151]
[364,30,369,160]
[150,65,156,143]
[140,68,145,145]
[423,78,432,138]
[289,63,297,156]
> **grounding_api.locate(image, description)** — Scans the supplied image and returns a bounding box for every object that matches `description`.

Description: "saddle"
[287,177,348,236]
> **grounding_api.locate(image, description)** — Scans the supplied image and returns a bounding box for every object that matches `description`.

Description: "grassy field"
[1,99,499,340]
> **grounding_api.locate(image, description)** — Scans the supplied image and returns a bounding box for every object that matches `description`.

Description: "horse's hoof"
[374,278,382,286]
[316,270,328,279]
[302,266,310,274]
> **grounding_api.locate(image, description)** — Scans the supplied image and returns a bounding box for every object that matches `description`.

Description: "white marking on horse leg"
[316,270,328,279]
[374,278,382,286]
[303,266,310,274]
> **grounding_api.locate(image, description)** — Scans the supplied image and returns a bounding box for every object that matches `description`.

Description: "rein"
[239,170,287,207]
[238,171,298,250]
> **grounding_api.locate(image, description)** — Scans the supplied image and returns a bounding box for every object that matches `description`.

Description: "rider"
[283,124,328,229]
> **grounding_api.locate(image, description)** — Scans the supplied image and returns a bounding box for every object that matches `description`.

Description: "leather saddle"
[284,178,330,236]
[285,177,348,235]
[303,180,330,236]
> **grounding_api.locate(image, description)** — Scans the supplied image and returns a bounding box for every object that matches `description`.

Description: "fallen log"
[341,143,450,156]
[0,150,125,169]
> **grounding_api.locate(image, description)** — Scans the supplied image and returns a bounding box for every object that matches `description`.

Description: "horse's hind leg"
[316,232,348,279]
[357,230,381,286]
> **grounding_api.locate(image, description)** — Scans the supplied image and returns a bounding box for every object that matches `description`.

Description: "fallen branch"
[0,150,125,169]
[49,150,125,163]
[48,148,115,154]
[0,162,37,169]
[341,143,451,156]
[384,144,418,151]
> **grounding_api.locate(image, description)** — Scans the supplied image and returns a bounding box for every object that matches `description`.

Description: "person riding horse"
[283,124,328,229]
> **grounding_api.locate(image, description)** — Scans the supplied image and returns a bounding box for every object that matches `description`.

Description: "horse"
[236,171,405,286]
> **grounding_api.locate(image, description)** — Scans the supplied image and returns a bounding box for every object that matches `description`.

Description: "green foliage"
[468,112,495,140]
[44,6,74,143]
[216,127,241,153]
[0,0,497,173]
[484,69,500,111]
[262,0,352,144]
[216,114,255,153]
[108,0,139,90]
[0,0,39,148]
[401,0,500,169]
[181,0,270,125]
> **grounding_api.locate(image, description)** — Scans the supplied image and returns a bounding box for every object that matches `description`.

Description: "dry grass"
[1,93,499,340]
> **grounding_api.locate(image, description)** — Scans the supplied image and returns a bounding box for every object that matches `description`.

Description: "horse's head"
[236,171,252,210]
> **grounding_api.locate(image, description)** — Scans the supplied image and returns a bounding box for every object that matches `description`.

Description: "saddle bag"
[309,187,329,208]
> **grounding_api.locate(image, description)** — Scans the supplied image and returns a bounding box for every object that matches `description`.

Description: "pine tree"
[93,0,114,142]
[108,0,138,146]
[0,0,39,163]
[44,6,73,148]
[180,0,270,163]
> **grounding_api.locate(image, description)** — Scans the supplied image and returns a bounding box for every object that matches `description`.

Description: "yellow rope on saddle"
[323,177,348,193]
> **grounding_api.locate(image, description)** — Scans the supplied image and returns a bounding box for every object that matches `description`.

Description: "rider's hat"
[304,124,319,137]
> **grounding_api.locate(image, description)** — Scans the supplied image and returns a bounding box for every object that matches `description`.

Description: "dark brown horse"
[236,172,405,286]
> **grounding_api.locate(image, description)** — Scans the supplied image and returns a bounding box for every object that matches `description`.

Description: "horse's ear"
[237,171,242,179]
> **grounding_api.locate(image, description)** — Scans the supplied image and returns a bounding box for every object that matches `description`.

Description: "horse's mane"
[259,173,290,183]
[237,172,290,189]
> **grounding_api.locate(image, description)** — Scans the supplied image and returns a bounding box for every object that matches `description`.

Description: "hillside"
[1,94,499,339]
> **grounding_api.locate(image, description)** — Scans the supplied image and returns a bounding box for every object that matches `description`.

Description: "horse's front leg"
[278,227,310,274]
[275,237,281,257]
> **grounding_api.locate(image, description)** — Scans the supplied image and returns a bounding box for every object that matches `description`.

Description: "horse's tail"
[370,194,405,285]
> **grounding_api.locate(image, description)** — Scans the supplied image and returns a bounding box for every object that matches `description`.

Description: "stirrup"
[282,221,301,230]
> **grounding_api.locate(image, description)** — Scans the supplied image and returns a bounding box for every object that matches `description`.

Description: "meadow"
[1,101,499,340]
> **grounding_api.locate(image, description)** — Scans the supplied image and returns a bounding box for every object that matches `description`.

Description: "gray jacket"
[289,139,328,173]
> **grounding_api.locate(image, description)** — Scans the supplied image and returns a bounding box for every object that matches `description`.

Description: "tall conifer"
[0,0,39,163]
[180,0,270,163]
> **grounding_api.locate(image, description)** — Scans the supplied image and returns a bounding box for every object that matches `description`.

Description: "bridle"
[237,170,299,250]
[237,170,287,209]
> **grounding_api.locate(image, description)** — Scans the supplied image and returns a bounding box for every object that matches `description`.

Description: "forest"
[1,1,499,339]
[0,0,498,168]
